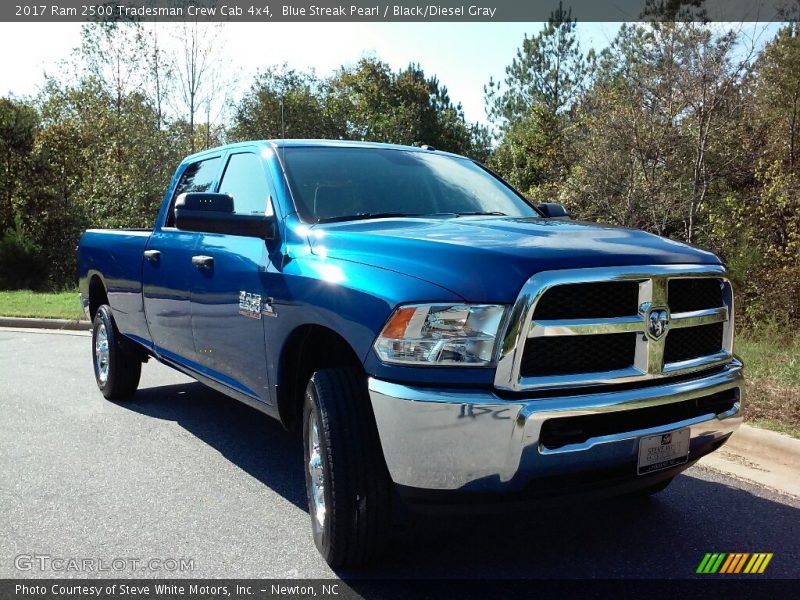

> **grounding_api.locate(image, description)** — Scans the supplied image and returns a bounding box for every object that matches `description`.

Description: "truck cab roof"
[180,139,463,165]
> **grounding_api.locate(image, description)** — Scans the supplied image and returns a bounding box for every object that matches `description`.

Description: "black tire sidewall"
[92,306,116,395]
[303,382,335,559]
[91,304,140,400]
[301,368,392,567]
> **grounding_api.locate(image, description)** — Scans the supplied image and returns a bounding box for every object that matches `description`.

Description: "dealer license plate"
[637,428,690,475]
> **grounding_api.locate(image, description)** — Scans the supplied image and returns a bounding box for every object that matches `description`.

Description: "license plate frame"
[637,427,690,475]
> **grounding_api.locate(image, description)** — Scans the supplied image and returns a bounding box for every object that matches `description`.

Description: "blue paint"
[78,140,721,417]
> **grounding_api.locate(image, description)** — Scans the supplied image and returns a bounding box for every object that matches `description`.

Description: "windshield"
[280,146,539,223]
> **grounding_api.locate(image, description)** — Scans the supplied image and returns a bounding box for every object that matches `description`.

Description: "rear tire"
[92,305,141,400]
[302,368,391,567]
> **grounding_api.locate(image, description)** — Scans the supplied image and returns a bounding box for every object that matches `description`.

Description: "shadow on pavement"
[119,379,800,579]
[122,380,307,511]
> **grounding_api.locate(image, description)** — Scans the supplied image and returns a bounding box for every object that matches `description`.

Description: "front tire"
[302,368,391,567]
[92,305,141,400]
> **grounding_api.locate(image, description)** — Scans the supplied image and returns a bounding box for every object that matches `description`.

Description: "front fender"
[266,254,461,364]
[264,254,502,389]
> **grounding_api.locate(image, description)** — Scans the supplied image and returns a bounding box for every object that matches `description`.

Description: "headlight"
[373,304,506,366]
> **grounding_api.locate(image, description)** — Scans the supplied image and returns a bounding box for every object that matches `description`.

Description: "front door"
[190,151,273,401]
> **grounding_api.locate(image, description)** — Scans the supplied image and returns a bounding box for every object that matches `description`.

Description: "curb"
[0,316,91,331]
[725,423,800,469]
[698,424,800,498]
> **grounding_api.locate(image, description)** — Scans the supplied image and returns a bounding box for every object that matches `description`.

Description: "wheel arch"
[277,323,365,433]
[88,273,109,321]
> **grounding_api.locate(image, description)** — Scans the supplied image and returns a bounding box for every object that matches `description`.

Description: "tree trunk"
[790,89,798,171]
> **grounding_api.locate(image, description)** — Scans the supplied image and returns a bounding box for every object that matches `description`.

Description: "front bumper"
[368,361,743,495]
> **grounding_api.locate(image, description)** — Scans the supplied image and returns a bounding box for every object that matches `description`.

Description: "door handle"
[192,255,214,269]
[143,250,161,262]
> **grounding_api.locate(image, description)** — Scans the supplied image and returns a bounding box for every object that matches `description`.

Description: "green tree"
[230,65,341,141]
[232,58,487,158]
[16,57,184,287]
[485,5,594,197]
[754,24,800,173]
[0,97,39,230]
[563,23,747,240]
[327,58,412,143]
[171,22,226,153]
[484,2,594,128]
[489,104,571,198]
[387,64,474,153]
[709,24,800,322]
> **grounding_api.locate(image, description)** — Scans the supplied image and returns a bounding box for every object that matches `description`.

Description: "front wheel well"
[277,325,365,433]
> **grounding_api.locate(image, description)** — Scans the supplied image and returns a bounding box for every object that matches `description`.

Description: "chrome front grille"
[494,264,734,392]
[520,332,637,376]
[532,281,640,319]
[667,277,724,313]
[663,322,724,363]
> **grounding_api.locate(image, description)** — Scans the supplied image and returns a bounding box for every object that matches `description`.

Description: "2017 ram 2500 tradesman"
[78,140,743,566]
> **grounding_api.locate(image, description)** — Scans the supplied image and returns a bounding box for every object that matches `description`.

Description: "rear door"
[189,151,273,401]
[142,155,221,367]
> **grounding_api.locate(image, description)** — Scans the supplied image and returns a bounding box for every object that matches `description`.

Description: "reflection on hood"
[305,216,721,303]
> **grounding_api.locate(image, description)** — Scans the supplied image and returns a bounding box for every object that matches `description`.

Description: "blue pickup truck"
[78,140,743,566]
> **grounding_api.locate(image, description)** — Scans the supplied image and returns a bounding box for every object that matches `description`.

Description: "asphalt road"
[1,329,799,580]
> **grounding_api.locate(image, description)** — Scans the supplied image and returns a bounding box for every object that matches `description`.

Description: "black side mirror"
[174,192,275,239]
[537,202,570,219]
[176,192,234,213]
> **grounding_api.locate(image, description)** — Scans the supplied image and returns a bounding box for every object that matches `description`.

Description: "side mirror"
[174,192,276,239]
[536,202,570,220]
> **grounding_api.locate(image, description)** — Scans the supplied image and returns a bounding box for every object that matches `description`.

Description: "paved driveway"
[1,329,798,579]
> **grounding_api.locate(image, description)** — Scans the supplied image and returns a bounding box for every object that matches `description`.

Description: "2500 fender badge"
[239,291,262,319]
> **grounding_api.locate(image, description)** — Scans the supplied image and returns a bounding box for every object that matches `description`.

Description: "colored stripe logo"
[696,553,773,574]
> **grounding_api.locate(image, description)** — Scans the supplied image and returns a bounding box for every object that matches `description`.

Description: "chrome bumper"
[369,361,743,491]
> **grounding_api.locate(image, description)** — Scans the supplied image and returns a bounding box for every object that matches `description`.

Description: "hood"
[307,216,721,303]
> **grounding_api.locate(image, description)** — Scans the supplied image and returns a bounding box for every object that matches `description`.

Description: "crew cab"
[78,140,743,566]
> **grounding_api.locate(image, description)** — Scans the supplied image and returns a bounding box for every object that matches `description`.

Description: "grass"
[748,418,800,439]
[0,289,84,320]
[736,329,800,437]
[0,290,798,436]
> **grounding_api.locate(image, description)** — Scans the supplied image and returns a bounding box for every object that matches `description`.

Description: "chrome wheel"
[307,413,326,529]
[95,323,110,384]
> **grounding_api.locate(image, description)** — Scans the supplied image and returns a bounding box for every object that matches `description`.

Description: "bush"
[0,219,47,290]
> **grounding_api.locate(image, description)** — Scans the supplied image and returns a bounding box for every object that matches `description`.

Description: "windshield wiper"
[316,212,424,223]
[454,211,507,217]
[315,211,508,223]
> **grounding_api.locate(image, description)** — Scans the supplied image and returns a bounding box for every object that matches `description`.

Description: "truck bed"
[77,229,152,346]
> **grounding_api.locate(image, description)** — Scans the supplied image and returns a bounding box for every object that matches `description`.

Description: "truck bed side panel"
[78,229,153,348]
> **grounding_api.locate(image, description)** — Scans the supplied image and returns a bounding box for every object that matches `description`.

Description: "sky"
[0,22,628,125]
